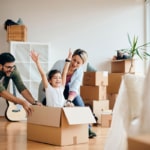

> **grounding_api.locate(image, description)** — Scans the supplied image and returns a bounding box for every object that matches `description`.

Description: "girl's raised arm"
[30,50,49,88]
[62,49,72,86]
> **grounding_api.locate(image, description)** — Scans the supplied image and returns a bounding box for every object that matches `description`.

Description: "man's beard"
[5,71,12,76]
[2,67,12,77]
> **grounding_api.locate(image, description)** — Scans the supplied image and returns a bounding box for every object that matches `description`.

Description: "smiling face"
[69,49,88,72]
[1,62,16,77]
[0,53,16,77]
[49,72,62,88]
[70,55,84,71]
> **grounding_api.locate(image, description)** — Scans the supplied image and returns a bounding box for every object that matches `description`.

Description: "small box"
[84,100,109,124]
[27,106,96,146]
[83,71,108,86]
[80,85,107,100]
[93,100,109,124]
[101,111,112,127]
[107,73,124,94]
[128,134,150,150]
[111,59,135,73]
[7,25,27,41]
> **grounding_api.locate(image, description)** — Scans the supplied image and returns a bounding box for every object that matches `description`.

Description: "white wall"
[0,0,145,72]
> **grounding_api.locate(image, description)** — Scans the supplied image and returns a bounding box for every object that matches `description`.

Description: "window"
[145,0,150,42]
[145,0,150,71]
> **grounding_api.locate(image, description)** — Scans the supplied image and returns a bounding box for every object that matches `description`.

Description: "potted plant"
[116,34,150,73]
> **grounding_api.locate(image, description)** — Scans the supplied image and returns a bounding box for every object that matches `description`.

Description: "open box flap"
[63,107,96,125]
[27,105,61,127]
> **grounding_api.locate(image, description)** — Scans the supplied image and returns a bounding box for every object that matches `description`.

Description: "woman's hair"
[72,49,88,64]
[0,52,15,65]
[47,69,61,80]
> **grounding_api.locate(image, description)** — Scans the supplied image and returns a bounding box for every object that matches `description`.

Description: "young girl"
[30,50,73,107]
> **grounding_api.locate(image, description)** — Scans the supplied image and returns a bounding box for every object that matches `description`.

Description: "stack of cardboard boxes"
[80,71,112,127]
[107,59,135,109]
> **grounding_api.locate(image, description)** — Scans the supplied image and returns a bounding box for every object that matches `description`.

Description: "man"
[0,52,40,116]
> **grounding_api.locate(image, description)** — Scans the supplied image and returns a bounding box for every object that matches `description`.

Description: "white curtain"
[138,63,150,134]
[104,74,145,150]
[145,0,150,3]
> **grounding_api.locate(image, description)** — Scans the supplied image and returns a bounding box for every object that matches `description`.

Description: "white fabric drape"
[145,0,150,3]
[138,65,150,134]
[104,74,145,150]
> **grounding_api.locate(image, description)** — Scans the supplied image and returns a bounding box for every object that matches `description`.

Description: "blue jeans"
[63,84,85,107]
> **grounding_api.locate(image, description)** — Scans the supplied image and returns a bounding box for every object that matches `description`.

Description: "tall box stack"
[81,71,108,100]
[7,25,27,41]
[107,73,123,109]
[107,59,135,110]
[80,71,111,125]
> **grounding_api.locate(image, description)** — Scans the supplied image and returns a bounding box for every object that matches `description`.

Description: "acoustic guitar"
[5,82,27,122]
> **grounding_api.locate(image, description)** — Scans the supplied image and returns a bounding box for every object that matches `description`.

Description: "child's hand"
[67,48,72,60]
[30,50,39,63]
[64,100,74,107]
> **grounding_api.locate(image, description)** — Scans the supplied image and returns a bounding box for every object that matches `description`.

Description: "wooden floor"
[0,117,109,150]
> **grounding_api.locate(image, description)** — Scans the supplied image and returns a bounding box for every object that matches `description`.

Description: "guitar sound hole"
[12,109,20,112]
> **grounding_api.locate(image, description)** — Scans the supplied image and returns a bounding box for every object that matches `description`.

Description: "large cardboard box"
[107,73,124,94]
[27,106,96,146]
[128,134,150,150]
[83,71,108,86]
[7,25,27,41]
[80,85,107,100]
[111,59,135,73]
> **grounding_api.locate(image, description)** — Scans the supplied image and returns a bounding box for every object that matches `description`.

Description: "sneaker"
[89,128,96,138]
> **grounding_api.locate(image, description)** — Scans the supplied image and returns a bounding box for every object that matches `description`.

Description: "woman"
[52,49,87,106]
[38,48,96,138]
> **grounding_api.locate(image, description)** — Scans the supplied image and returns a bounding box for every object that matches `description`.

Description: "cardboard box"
[7,25,27,41]
[83,71,108,86]
[101,111,112,127]
[27,106,96,146]
[80,85,107,100]
[107,73,124,94]
[84,100,109,124]
[128,134,150,150]
[111,59,135,73]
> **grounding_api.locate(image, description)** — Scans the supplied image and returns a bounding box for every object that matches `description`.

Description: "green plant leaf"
[127,33,132,47]
[115,34,150,73]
